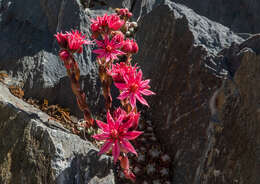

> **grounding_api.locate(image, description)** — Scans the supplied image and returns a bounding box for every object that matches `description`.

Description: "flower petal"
[98,140,113,155]
[114,82,127,90]
[122,131,142,140]
[140,89,155,96]
[92,133,110,141]
[95,40,104,48]
[96,120,109,132]
[136,70,143,82]
[117,90,130,100]
[112,140,120,163]
[121,139,137,156]
[129,94,136,108]
[112,49,125,55]
[107,111,115,128]
[140,79,150,88]
[93,49,105,55]
[132,113,140,129]
[135,93,149,107]
[121,112,139,130]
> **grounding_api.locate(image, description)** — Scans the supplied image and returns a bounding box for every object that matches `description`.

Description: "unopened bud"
[131,41,139,53]
[129,27,134,33]
[130,22,138,28]
[126,31,131,37]
[122,39,132,53]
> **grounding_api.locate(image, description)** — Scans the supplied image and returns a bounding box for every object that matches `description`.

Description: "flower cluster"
[55,30,90,54]
[116,8,133,18]
[55,8,155,183]
[90,9,155,182]
[91,14,125,38]
[55,30,91,69]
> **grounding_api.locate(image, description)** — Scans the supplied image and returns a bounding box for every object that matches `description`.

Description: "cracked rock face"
[134,2,244,183]
[0,82,115,184]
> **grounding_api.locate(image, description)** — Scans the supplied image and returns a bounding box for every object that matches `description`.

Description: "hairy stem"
[66,57,94,127]
[99,65,112,112]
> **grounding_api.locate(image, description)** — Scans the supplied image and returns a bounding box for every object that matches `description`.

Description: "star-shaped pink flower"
[93,110,142,163]
[108,62,139,83]
[93,35,125,62]
[115,69,155,108]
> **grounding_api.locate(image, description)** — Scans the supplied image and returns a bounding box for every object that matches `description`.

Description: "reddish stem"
[99,64,113,112]
[66,57,94,127]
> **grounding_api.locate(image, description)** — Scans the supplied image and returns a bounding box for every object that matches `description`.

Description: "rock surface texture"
[0,0,105,117]
[0,82,115,184]
[134,1,247,183]
[199,34,260,184]
[173,0,260,34]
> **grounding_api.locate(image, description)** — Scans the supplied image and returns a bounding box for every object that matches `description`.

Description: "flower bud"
[126,31,131,37]
[59,50,70,61]
[112,32,125,43]
[122,39,132,53]
[127,12,133,18]
[131,41,138,53]
[117,8,133,18]
[130,22,138,28]
[91,23,99,32]
[129,27,134,33]
[122,39,138,54]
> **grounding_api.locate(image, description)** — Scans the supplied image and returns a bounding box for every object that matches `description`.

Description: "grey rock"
[0,82,115,184]
[133,2,244,183]
[199,35,260,184]
[92,0,163,20]
[173,0,260,33]
[0,0,104,117]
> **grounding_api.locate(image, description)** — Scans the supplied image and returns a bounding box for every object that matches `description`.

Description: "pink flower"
[122,39,139,54]
[115,69,155,108]
[93,35,125,62]
[55,30,91,53]
[91,15,108,33]
[91,14,124,34]
[108,62,139,83]
[107,14,125,30]
[55,32,68,48]
[93,110,142,163]
[67,30,91,53]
